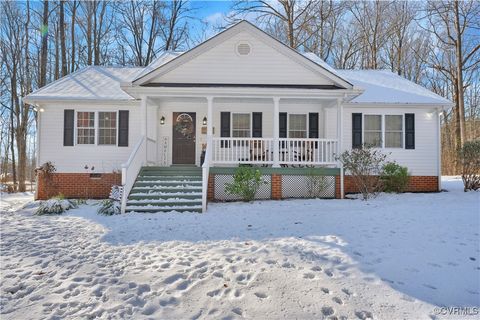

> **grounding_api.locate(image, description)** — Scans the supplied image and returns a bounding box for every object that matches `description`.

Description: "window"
[364,115,382,147]
[288,114,307,138]
[232,113,251,137]
[385,115,403,148]
[77,112,95,144]
[98,112,117,145]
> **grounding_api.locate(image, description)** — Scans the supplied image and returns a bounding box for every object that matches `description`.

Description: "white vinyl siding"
[152,31,335,85]
[343,106,440,176]
[38,103,140,173]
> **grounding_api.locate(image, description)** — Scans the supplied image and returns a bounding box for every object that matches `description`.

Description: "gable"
[134,21,351,88]
[150,31,334,85]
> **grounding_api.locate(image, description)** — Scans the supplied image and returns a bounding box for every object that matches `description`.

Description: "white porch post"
[141,96,147,164]
[206,96,213,163]
[336,98,344,199]
[273,97,280,168]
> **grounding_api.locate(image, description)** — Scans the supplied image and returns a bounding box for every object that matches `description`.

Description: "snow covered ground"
[1,177,479,319]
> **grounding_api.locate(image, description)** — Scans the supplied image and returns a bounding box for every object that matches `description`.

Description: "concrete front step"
[125,205,202,213]
[127,200,202,206]
[134,180,202,186]
[135,176,202,181]
[126,166,204,213]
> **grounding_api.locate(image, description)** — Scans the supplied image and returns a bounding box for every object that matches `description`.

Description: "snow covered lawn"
[1,177,479,319]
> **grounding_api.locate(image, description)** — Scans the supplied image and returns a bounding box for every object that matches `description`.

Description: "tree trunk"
[39,0,49,88]
[86,2,92,65]
[60,0,67,76]
[454,1,466,147]
[9,101,17,191]
[70,0,77,72]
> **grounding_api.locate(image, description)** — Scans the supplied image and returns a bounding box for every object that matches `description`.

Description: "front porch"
[121,91,347,213]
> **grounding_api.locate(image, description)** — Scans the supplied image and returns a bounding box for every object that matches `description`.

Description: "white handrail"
[211,137,338,166]
[201,145,211,213]
[121,135,146,213]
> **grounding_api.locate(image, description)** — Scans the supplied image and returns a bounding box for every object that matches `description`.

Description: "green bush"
[381,162,410,193]
[459,140,480,192]
[225,167,267,202]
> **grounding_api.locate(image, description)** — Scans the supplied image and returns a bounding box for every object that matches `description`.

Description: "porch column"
[336,98,344,198]
[273,97,280,168]
[206,96,214,164]
[141,96,148,164]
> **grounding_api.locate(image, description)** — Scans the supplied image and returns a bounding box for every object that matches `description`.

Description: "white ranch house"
[25,21,452,213]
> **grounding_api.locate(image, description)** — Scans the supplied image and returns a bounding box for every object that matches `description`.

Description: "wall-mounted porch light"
[202,116,207,126]
[160,116,165,125]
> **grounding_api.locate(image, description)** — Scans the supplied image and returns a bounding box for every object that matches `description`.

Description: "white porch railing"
[212,138,274,165]
[201,145,211,213]
[121,135,146,213]
[212,137,338,166]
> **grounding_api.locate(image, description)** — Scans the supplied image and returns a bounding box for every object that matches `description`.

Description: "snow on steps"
[126,166,203,213]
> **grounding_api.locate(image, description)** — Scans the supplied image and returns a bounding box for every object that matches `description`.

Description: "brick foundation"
[207,174,215,201]
[340,175,439,196]
[36,172,121,200]
[271,174,282,200]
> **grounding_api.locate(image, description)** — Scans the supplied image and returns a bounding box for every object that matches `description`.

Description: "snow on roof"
[302,52,345,82]
[25,51,451,106]
[337,69,452,105]
[133,51,184,81]
[25,66,143,102]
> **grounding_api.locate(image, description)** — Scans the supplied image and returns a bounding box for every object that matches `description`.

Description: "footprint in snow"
[254,292,268,299]
[355,310,373,320]
[303,273,315,279]
[341,288,353,296]
[332,297,343,305]
[321,287,330,294]
[321,306,335,316]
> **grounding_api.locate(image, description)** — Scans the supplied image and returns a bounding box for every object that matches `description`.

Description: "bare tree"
[425,0,480,149]
[229,0,318,49]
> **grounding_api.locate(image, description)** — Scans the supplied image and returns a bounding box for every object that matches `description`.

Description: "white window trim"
[231,112,252,138]
[287,113,308,139]
[362,113,404,149]
[98,111,119,146]
[74,111,119,147]
[75,111,96,145]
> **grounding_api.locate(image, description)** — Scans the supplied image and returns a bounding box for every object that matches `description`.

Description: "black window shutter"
[279,112,287,138]
[220,112,230,148]
[352,113,362,149]
[308,113,319,138]
[252,112,262,137]
[63,109,74,146]
[118,110,129,147]
[405,113,415,149]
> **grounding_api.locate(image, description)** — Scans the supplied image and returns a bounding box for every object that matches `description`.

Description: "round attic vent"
[236,42,251,56]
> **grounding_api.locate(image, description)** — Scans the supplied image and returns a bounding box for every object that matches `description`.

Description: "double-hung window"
[98,112,117,145]
[288,114,307,138]
[364,115,382,147]
[363,114,403,148]
[76,111,118,145]
[385,115,403,148]
[77,112,95,144]
[232,113,251,137]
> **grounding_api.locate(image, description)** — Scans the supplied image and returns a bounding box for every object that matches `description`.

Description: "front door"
[172,112,196,165]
